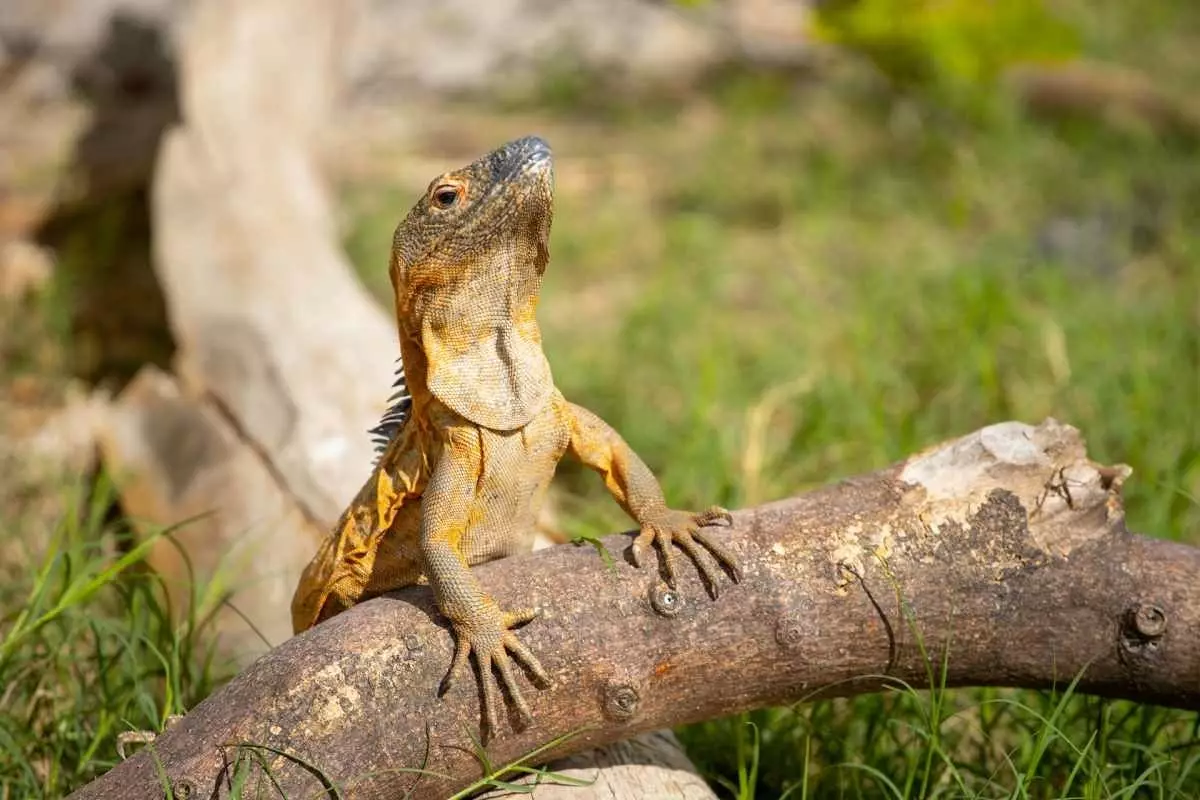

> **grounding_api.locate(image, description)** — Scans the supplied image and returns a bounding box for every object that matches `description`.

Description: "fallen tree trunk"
[69,418,1200,799]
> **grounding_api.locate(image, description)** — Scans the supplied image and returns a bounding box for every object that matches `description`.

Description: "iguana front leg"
[423,414,549,730]
[565,402,742,592]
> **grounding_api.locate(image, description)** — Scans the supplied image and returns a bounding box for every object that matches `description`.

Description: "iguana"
[291,136,740,730]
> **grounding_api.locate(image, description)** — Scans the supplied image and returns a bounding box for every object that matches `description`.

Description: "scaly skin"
[291,136,740,732]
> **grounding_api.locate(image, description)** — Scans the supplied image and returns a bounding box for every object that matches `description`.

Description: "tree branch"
[68,418,1200,800]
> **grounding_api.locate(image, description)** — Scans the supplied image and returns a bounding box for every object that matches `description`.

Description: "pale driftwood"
[152,0,397,527]
[485,731,718,800]
[96,0,395,659]
[98,366,319,658]
[69,419,1200,800]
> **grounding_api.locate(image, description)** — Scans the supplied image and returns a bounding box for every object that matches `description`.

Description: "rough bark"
[68,418,1200,800]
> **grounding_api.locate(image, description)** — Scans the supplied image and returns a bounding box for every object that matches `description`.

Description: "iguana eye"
[431,184,462,209]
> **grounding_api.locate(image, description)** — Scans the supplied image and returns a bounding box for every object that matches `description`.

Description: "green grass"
[0,477,233,797]
[683,685,1200,798]
[3,0,1199,796]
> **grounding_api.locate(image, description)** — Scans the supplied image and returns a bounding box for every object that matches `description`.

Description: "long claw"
[502,607,540,628]
[699,505,734,526]
[674,531,722,596]
[656,528,678,587]
[693,528,742,582]
[630,529,653,569]
[505,634,549,685]
[478,651,501,735]
[492,651,531,722]
[439,635,471,697]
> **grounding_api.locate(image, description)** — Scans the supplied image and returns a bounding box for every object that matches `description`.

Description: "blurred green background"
[344,0,1198,547]
[2,0,1198,796]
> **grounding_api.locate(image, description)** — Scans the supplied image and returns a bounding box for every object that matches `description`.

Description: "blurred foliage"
[810,0,1080,115]
[0,480,232,797]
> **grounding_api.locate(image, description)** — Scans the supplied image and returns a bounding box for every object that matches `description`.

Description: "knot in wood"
[650,585,682,617]
[602,679,641,721]
[1120,602,1168,668]
[1126,603,1167,641]
[166,779,194,799]
[775,612,806,651]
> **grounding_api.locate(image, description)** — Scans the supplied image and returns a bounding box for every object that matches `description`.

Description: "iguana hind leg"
[291,433,425,634]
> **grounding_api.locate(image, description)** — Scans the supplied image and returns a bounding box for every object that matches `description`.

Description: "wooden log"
[69,418,1200,800]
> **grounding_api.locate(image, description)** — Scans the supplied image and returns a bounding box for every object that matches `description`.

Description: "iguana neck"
[396,323,433,420]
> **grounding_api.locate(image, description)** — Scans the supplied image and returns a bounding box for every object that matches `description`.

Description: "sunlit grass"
[683,683,1200,799]
[0,477,232,797]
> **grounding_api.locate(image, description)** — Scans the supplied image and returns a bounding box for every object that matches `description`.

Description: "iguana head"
[389,136,555,431]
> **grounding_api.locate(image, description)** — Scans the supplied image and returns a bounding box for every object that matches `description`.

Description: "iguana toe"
[439,603,546,733]
[632,507,741,596]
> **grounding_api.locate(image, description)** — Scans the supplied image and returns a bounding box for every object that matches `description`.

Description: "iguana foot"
[439,600,548,732]
[631,505,741,596]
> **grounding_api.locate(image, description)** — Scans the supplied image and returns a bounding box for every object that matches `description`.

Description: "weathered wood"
[487,731,718,800]
[96,0,395,663]
[68,418,1200,800]
[98,366,321,657]
[154,0,396,528]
